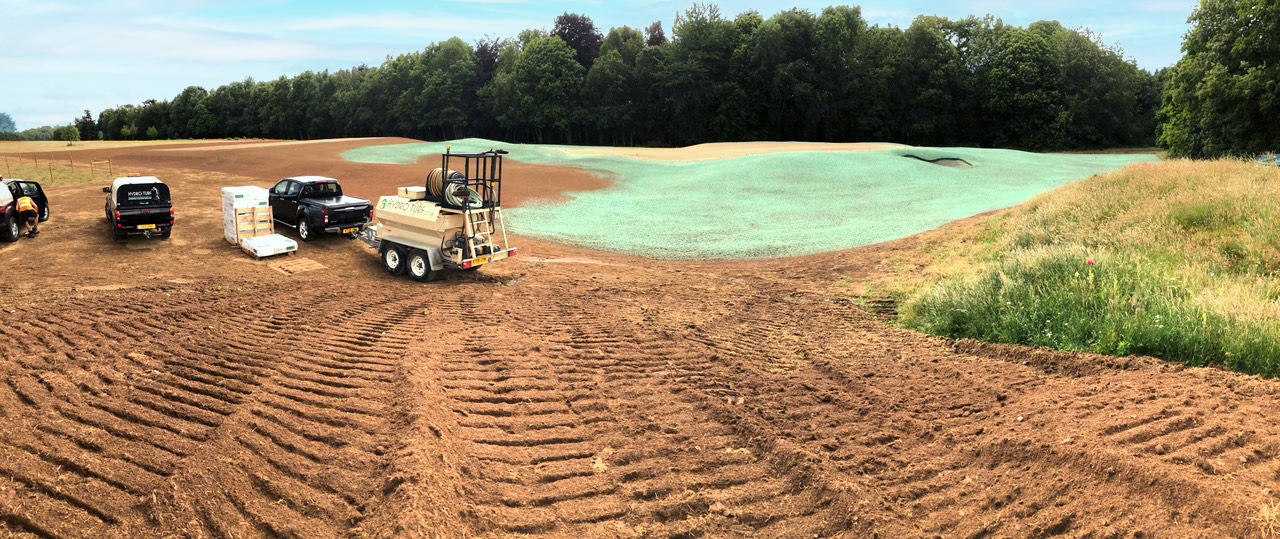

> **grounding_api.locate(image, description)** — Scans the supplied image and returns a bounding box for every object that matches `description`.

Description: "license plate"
[342,227,358,234]
[137,224,156,230]
[471,256,489,266]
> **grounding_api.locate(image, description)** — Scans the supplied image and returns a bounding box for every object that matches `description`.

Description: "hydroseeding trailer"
[360,148,516,281]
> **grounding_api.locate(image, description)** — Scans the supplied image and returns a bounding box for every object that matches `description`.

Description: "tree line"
[70,4,1164,151]
[1158,0,1279,158]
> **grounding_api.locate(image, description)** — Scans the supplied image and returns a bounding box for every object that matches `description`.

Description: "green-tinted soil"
[343,139,1157,259]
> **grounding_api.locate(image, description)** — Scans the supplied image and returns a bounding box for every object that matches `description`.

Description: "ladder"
[463,208,502,256]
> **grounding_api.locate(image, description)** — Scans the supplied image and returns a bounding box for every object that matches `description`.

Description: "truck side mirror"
[102,187,110,193]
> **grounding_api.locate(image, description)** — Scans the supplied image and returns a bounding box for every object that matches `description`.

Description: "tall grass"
[901,159,1280,376]
[1,161,115,188]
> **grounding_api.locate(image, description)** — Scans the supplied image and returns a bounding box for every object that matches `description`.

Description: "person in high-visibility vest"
[15,195,38,237]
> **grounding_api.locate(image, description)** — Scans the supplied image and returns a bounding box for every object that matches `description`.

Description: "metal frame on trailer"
[438,149,509,259]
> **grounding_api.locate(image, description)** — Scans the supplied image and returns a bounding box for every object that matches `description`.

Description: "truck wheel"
[160,228,171,239]
[112,227,126,241]
[297,214,314,242]
[407,250,438,282]
[382,244,406,275]
[1,215,17,242]
[40,205,49,222]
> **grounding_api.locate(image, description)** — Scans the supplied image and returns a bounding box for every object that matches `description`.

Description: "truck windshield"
[118,184,170,206]
[302,182,341,197]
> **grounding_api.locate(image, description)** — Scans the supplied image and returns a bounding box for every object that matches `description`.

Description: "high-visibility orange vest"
[16,196,36,213]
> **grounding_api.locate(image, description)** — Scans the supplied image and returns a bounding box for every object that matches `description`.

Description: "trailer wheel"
[1,215,17,242]
[407,250,438,282]
[382,244,406,275]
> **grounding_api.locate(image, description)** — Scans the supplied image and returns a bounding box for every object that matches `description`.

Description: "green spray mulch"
[342,139,1157,259]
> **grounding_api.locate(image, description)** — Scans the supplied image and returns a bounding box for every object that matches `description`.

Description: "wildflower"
[1086,258,1095,265]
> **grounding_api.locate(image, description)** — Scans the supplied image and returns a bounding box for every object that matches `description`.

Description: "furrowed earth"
[0,138,1276,538]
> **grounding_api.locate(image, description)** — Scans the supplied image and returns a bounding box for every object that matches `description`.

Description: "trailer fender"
[426,247,445,271]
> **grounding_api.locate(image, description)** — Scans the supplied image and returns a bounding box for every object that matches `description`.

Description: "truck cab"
[269,176,371,241]
[103,174,173,240]
[1,178,50,242]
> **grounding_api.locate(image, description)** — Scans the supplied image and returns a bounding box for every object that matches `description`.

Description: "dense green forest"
[1157,0,1279,158]
[52,4,1174,149]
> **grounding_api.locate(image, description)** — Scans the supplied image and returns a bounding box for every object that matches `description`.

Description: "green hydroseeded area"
[342,139,1157,259]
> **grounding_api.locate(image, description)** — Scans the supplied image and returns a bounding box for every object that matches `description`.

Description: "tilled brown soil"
[2,140,1280,538]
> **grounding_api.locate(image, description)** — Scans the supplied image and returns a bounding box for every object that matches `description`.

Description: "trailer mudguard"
[425,247,445,271]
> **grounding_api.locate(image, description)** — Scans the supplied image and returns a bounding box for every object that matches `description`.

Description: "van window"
[118,183,171,206]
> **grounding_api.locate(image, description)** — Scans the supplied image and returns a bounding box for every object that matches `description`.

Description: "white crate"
[221,186,270,209]
[222,187,274,243]
[240,234,297,259]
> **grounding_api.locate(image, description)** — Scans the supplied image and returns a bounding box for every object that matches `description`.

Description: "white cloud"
[286,12,543,34]
[0,0,73,15]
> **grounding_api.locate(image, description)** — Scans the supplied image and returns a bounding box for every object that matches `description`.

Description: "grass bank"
[1,161,115,188]
[896,159,1280,376]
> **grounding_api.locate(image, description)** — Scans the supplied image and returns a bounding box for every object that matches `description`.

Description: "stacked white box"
[221,186,271,244]
[240,234,298,258]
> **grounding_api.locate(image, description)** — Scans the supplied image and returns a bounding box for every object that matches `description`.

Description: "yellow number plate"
[472,256,489,266]
[342,227,358,234]
[137,224,156,230]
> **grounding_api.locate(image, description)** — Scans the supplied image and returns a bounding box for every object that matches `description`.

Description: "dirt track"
[2,139,1280,538]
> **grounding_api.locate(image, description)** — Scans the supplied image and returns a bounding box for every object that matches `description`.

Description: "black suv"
[103,175,173,240]
[269,176,371,241]
[1,178,50,242]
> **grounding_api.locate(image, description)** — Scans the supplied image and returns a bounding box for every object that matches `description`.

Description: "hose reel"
[426,168,483,208]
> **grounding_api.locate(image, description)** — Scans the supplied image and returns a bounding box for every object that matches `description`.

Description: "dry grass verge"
[890,159,1280,376]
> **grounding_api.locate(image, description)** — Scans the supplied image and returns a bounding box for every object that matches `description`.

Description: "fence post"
[48,163,54,183]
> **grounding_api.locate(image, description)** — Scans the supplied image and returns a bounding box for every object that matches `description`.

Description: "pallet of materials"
[239,234,298,259]
[221,186,272,244]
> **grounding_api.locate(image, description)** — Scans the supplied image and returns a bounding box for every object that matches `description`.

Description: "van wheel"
[407,250,438,282]
[297,214,314,242]
[382,244,406,275]
[1,215,17,242]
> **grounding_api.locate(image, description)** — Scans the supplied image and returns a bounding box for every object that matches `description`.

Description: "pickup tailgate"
[328,203,369,225]
[116,205,172,228]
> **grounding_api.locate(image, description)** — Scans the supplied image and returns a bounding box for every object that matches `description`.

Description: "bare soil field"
[1,139,1278,538]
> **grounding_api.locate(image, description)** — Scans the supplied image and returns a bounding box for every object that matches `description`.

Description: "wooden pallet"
[267,257,326,275]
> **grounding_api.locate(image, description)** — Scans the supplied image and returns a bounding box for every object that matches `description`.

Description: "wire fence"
[1,154,115,187]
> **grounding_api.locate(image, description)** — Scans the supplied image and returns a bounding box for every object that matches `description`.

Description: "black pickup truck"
[269,176,371,241]
[1,178,50,242]
[104,175,173,240]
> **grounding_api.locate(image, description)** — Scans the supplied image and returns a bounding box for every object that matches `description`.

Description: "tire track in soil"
[674,289,1268,538]
[426,287,863,538]
[0,284,427,538]
[417,276,1275,538]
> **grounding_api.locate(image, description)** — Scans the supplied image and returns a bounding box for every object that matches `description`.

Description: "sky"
[1,0,1196,131]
